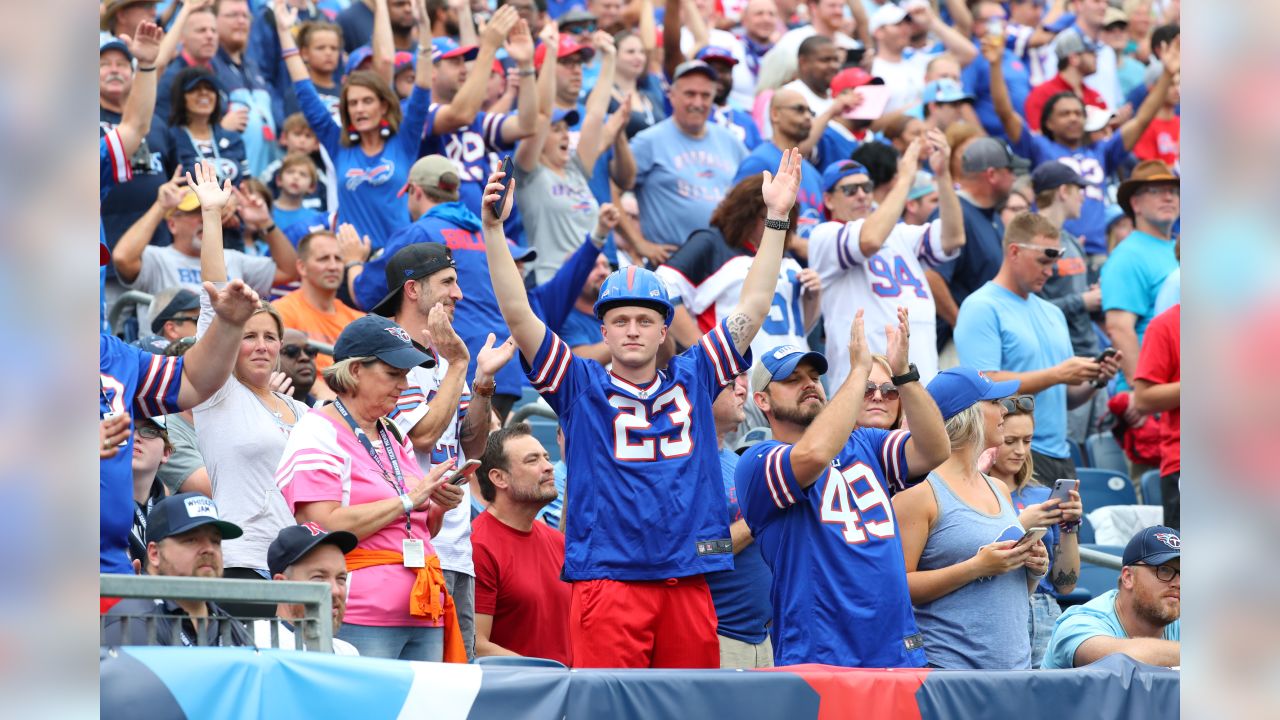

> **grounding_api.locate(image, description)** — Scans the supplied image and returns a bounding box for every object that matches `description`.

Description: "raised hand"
[426,302,469,364]
[274,0,300,32]
[980,32,1003,64]
[897,137,924,180]
[123,20,164,66]
[233,186,273,231]
[269,370,295,397]
[1161,36,1180,78]
[205,279,261,325]
[476,333,517,378]
[796,267,822,297]
[156,165,188,212]
[481,169,515,225]
[100,413,132,459]
[336,223,373,264]
[884,306,910,375]
[603,94,631,142]
[847,309,870,376]
[591,30,616,57]
[505,18,535,65]
[924,127,951,177]
[761,147,802,219]
[538,20,560,49]
[596,202,621,235]
[185,160,233,212]
[481,4,518,48]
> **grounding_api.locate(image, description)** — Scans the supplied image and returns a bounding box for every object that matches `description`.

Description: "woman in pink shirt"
[275,313,465,661]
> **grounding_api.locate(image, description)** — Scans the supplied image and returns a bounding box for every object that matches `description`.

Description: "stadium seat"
[1077,468,1138,510]
[527,416,561,463]
[474,655,568,669]
[1084,433,1128,476]
[1068,441,1085,470]
[1141,470,1163,506]
[1076,515,1096,544]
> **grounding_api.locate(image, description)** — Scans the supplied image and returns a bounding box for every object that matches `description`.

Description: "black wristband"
[891,363,920,386]
[137,65,157,72]
[263,223,278,235]
[763,217,790,231]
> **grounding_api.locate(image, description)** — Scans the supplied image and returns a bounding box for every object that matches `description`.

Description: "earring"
[347,126,360,143]
[379,120,391,138]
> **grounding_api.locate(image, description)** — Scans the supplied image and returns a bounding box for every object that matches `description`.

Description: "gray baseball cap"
[961,137,1031,174]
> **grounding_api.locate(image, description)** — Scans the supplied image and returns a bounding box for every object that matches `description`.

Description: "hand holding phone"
[1014,526,1047,550]
[447,459,483,486]
[489,156,514,218]
[1094,347,1117,387]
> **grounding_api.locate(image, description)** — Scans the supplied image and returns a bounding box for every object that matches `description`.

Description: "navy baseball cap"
[180,71,222,94]
[150,287,201,334]
[333,314,432,369]
[100,35,132,61]
[1031,160,1087,194]
[925,367,1020,420]
[1122,525,1181,567]
[510,242,537,261]
[146,492,243,544]
[370,243,456,318]
[821,160,871,192]
[751,345,828,392]
[695,46,739,67]
[268,522,358,576]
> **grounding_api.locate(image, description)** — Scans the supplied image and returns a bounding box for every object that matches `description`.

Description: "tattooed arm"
[1050,529,1081,594]
[725,148,803,354]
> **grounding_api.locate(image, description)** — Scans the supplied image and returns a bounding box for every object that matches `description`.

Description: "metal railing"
[506,400,557,426]
[1079,546,1122,570]
[101,574,333,652]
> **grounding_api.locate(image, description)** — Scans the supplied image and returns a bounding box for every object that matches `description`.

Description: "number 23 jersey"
[522,318,750,582]
[736,429,926,668]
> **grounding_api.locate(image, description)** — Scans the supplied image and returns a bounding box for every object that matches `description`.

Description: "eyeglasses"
[559,57,585,69]
[562,22,597,34]
[281,345,314,359]
[1136,184,1179,198]
[1001,395,1035,414]
[1135,563,1180,583]
[836,181,875,197]
[136,425,165,440]
[1013,243,1064,259]
[864,382,899,400]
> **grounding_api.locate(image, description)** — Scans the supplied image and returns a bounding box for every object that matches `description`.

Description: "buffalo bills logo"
[385,326,412,344]
[772,345,801,359]
[696,170,716,179]
[344,162,395,191]
[570,201,594,213]
[1154,532,1180,550]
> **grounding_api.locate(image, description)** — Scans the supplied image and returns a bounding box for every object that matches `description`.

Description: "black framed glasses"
[281,344,314,359]
[136,425,165,440]
[836,181,875,197]
[1135,563,1180,583]
[1001,395,1035,414]
[864,382,899,400]
[1013,243,1064,259]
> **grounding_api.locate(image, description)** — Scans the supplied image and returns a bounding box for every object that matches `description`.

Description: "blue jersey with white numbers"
[421,107,515,219]
[736,428,926,667]
[522,317,751,581]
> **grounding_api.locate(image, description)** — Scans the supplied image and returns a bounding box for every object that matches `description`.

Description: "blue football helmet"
[593,266,675,325]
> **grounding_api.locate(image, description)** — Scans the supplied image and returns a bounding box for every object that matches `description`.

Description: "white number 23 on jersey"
[820,464,895,543]
[610,388,693,461]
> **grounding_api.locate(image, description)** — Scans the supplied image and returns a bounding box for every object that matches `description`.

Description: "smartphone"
[490,156,514,216]
[1094,347,1118,387]
[447,459,482,486]
[1014,526,1048,549]
[1048,479,1078,505]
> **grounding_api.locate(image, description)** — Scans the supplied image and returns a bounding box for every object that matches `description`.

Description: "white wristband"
[399,494,413,514]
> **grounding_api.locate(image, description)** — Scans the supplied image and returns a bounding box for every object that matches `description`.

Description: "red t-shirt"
[1134,304,1180,476]
[1133,115,1180,167]
[1024,75,1108,132]
[472,511,573,665]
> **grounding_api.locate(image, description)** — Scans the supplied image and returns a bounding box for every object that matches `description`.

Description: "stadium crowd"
[99,0,1181,671]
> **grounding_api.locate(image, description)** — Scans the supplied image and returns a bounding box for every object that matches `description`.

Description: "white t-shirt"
[388,354,475,577]
[809,218,960,389]
[783,78,833,116]
[872,49,936,113]
[252,619,360,655]
[757,26,860,93]
[125,245,276,330]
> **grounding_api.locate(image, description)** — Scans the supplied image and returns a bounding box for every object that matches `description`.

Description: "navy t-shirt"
[100,108,174,263]
[705,448,774,644]
[931,196,1004,351]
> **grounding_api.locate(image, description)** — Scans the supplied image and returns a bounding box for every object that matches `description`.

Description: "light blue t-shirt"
[955,281,1074,459]
[1042,588,1180,669]
[1099,230,1179,388]
[631,118,748,248]
[1153,268,1180,317]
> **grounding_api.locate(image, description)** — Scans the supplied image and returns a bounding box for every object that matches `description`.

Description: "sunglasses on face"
[281,344,314,359]
[836,181,875,197]
[1013,243,1064,259]
[1001,395,1035,414]
[169,314,199,325]
[563,22,597,33]
[864,382,899,400]
[136,425,165,440]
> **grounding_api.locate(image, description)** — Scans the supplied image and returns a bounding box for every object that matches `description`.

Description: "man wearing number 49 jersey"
[809,130,964,390]
[480,151,805,668]
[736,309,951,667]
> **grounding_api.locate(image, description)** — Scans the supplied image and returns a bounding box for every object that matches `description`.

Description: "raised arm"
[188,160,234,284]
[927,129,964,253]
[680,0,710,55]
[909,3,977,66]
[116,21,165,159]
[497,19,539,143]
[608,128,637,190]
[275,0,310,83]
[406,306,471,450]
[941,0,973,39]
[1119,39,1178,151]
[890,307,950,475]
[983,32,1023,144]
[662,0,684,79]
[431,5,516,134]
[452,0,477,47]
[637,0,660,73]
[578,32,619,172]
[725,148,802,354]
[480,170,547,358]
[857,139,923,257]
[515,21,559,173]
[370,0,396,85]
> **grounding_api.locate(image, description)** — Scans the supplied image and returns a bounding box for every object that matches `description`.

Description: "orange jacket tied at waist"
[345,548,467,663]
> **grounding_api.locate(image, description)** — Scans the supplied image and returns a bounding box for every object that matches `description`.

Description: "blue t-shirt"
[354,202,526,398]
[560,307,603,348]
[1042,588,1180,669]
[711,106,762,151]
[813,126,861,170]
[705,448,774,644]
[1099,229,1179,389]
[955,282,1074,459]
[272,205,327,233]
[737,428,923,667]
[100,110,174,263]
[631,118,748,247]
[1009,127,1131,255]
[100,335,185,574]
[1010,485,1062,596]
[294,78,431,249]
[932,196,1004,350]
[733,142,824,238]
[521,319,751,581]
[962,50,1032,140]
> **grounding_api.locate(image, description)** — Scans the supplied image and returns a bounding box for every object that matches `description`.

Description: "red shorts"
[569,575,719,669]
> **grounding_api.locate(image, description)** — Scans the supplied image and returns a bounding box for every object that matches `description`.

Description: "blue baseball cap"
[1122,525,1181,567]
[510,242,537,261]
[146,492,243,544]
[333,314,432,369]
[432,36,479,63]
[551,107,581,127]
[924,367,1020,420]
[821,160,870,192]
[922,78,974,105]
[751,345,828,392]
[347,45,374,75]
[695,46,739,67]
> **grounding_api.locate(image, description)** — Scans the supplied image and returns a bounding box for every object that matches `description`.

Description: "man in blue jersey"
[735,308,951,667]
[100,276,263,577]
[479,150,803,668]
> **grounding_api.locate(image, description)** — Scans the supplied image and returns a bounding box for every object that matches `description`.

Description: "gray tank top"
[913,472,1032,669]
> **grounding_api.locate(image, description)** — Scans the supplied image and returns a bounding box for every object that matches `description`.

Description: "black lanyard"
[333,398,412,535]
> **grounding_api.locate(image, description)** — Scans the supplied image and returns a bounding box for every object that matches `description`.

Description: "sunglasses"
[281,344,314,359]
[1001,395,1035,414]
[1013,243,1064,259]
[169,314,199,325]
[864,382,899,400]
[836,181,875,197]
[136,425,165,440]
[562,22,597,33]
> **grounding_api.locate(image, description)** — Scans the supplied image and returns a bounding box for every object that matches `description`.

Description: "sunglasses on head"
[865,382,899,400]
[836,180,875,197]
[281,344,314,359]
[1013,243,1064,259]
[1000,395,1035,414]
